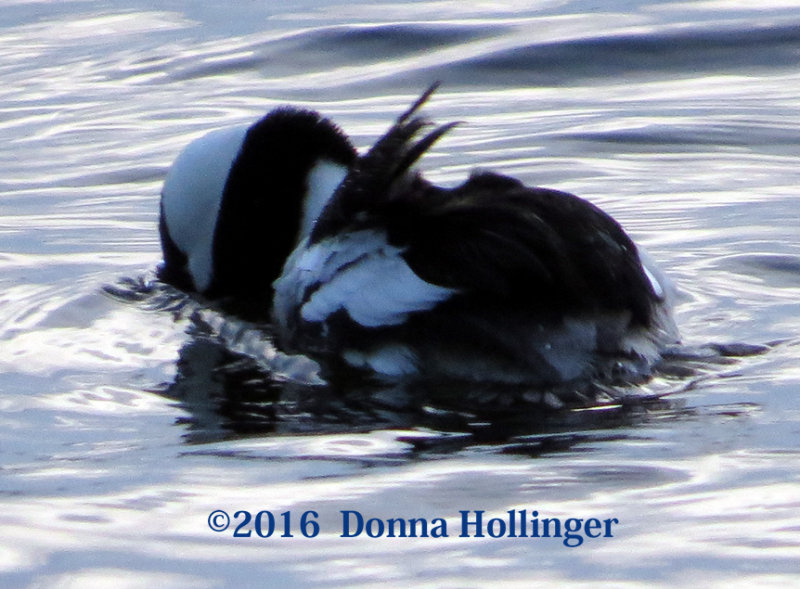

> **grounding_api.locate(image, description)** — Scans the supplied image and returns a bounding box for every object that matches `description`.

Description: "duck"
[158,107,357,320]
[272,84,679,386]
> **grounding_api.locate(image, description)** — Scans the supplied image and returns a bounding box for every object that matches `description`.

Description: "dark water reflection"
[109,277,768,456]
[162,334,674,447]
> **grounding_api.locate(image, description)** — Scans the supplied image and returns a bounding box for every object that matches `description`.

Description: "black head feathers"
[159,105,358,321]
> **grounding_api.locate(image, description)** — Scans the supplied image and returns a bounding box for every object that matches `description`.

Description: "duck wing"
[395,171,660,326]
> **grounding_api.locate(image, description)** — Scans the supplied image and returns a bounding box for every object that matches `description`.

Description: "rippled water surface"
[2,1,800,587]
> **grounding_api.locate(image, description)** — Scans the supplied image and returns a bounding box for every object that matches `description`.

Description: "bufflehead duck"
[273,84,679,385]
[158,107,357,320]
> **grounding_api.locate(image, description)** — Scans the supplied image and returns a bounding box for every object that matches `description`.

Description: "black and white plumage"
[272,85,678,385]
[158,108,357,320]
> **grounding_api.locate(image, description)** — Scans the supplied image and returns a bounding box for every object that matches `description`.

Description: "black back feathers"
[399,173,660,325]
[311,83,457,243]
[308,84,660,327]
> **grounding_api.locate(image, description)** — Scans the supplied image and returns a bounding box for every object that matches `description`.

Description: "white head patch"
[301,160,349,241]
[161,125,249,292]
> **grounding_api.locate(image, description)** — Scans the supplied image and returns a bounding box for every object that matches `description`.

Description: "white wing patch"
[342,345,419,377]
[161,125,249,292]
[273,229,456,331]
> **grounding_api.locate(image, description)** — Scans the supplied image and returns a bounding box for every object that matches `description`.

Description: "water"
[2,1,799,587]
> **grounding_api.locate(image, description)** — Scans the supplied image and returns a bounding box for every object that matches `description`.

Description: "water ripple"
[2,2,800,585]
